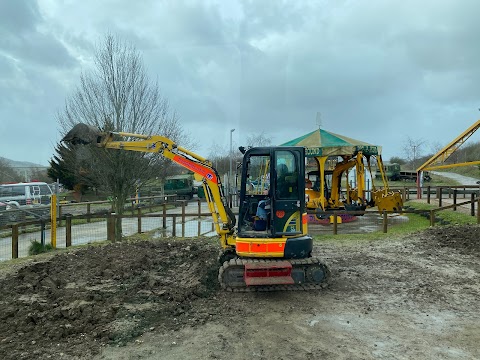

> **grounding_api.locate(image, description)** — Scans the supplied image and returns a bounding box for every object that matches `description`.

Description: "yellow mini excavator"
[63,124,330,292]
[305,152,403,214]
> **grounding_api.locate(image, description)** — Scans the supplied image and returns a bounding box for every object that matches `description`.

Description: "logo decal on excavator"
[172,155,218,183]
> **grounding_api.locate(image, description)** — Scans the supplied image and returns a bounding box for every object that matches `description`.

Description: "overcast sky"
[1,0,480,166]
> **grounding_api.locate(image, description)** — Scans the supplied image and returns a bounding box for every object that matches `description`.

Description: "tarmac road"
[431,171,480,185]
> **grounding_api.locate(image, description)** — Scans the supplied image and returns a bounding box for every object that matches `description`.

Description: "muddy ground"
[0,225,479,360]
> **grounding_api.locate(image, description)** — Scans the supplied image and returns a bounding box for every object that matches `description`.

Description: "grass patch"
[28,240,55,255]
[69,217,105,226]
[404,201,477,225]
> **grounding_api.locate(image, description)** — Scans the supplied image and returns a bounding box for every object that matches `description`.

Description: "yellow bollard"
[50,194,57,248]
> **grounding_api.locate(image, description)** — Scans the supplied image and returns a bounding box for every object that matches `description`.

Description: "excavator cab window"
[238,151,271,235]
[238,147,306,238]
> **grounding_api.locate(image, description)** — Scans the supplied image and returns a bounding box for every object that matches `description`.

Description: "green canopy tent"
[280,128,381,157]
[280,128,392,212]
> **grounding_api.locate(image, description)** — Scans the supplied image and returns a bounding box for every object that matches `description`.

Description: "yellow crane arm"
[417,119,480,172]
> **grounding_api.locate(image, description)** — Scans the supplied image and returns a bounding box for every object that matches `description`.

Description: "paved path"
[431,171,480,186]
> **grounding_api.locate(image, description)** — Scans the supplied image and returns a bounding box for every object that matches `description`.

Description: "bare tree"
[246,131,272,147]
[57,34,188,240]
[389,156,406,165]
[207,142,229,174]
[403,137,425,171]
[429,141,443,155]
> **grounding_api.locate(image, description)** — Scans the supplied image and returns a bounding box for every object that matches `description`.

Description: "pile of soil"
[0,238,221,359]
[423,224,480,255]
[0,225,479,360]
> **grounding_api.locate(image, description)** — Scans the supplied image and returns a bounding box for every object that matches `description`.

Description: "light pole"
[229,128,235,196]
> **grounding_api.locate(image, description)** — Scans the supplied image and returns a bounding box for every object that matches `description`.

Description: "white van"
[0,182,53,222]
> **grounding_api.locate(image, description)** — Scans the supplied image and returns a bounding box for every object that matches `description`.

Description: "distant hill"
[0,156,47,169]
[0,157,49,183]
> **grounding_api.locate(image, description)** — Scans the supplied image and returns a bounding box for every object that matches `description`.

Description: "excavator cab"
[238,147,306,237]
[217,146,329,290]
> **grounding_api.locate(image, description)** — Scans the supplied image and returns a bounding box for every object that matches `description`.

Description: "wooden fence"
[1,187,479,261]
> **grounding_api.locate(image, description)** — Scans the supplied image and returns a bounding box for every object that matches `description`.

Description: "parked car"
[0,182,53,222]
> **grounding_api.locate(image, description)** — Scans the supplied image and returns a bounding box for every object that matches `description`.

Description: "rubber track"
[218,257,330,292]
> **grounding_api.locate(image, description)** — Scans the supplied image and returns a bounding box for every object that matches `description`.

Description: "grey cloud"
[0,0,77,69]
[2,0,480,165]
[239,0,308,40]
[1,32,77,68]
[0,0,39,34]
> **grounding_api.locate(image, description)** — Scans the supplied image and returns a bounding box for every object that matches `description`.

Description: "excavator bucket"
[62,123,102,145]
[374,190,403,213]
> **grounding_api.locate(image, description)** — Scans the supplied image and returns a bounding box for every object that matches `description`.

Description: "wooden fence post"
[429,210,435,227]
[106,213,111,242]
[382,211,388,233]
[471,193,475,217]
[477,198,480,224]
[197,199,201,219]
[40,220,46,246]
[182,201,187,237]
[172,216,176,237]
[427,186,431,204]
[453,189,457,211]
[332,211,338,235]
[137,207,142,234]
[107,213,116,242]
[182,201,186,224]
[66,215,72,247]
[162,203,167,229]
[438,187,443,207]
[12,224,19,259]
[87,203,91,223]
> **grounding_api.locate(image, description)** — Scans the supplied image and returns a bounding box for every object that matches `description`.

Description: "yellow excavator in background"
[63,123,330,291]
[305,151,403,214]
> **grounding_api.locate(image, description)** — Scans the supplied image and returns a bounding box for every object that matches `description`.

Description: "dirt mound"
[423,224,480,255]
[0,238,220,360]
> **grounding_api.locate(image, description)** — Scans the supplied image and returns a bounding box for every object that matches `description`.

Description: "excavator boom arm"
[63,125,235,247]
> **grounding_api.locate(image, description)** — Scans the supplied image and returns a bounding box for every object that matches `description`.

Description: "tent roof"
[280,128,381,157]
